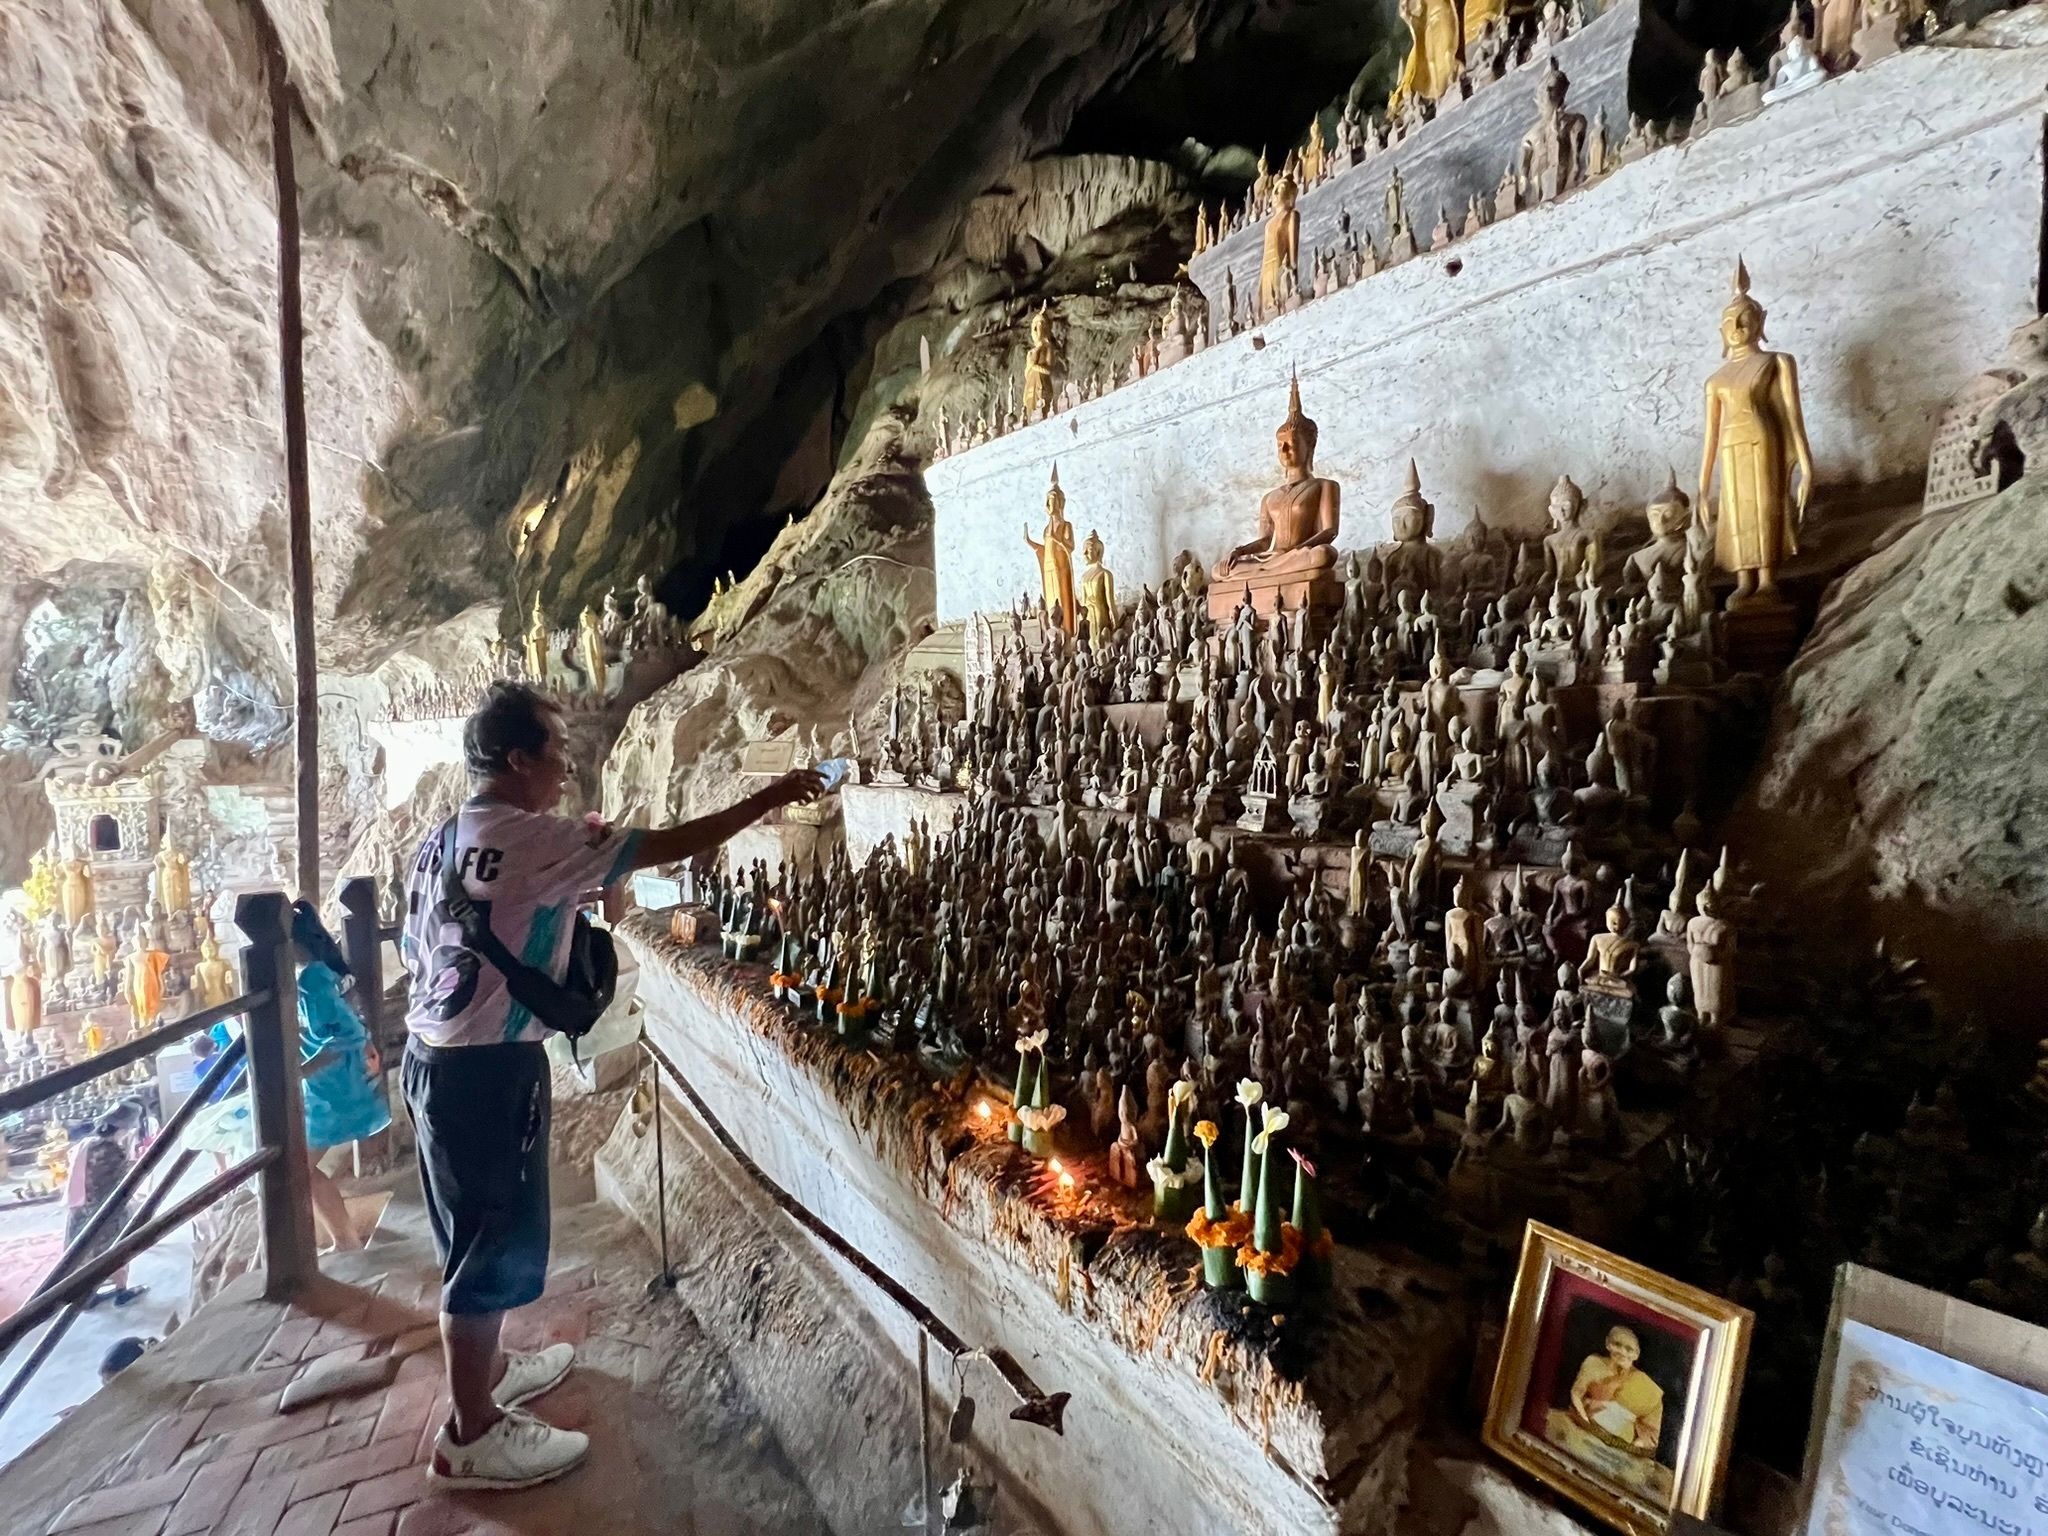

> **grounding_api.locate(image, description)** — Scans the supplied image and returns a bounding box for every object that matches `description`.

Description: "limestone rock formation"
[604,412,934,829]
[1740,475,2048,1023]
[1,0,1255,670]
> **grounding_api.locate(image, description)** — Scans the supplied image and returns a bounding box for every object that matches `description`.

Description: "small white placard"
[1804,1317,2048,1536]
[738,737,797,777]
[630,873,685,911]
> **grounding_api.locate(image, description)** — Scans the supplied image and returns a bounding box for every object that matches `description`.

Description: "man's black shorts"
[402,1038,551,1315]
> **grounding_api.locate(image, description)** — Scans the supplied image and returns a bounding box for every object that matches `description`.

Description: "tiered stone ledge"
[620,912,1472,1536]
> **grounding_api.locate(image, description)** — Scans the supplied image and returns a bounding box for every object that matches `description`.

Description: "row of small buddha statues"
[1236,57,1613,334]
[495,574,687,709]
[935,0,1934,467]
[1198,0,1600,272]
[686,761,1747,1261]
[1211,1,1918,338]
[930,286,1213,456]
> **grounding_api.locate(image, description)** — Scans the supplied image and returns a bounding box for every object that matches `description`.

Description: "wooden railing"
[0,891,321,1423]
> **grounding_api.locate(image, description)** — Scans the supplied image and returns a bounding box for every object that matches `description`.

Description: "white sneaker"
[496,1343,575,1408]
[430,1408,589,1490]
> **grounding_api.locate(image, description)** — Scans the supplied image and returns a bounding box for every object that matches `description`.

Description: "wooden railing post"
[338,877,386,1051]
[236,890,317,1298]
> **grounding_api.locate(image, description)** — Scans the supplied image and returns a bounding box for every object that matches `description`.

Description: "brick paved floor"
[15,1192,827,1536]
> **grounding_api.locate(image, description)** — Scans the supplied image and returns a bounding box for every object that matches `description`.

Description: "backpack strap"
[439,814,520,977]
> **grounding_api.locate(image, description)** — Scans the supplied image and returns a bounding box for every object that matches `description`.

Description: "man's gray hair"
[464,681,556,777]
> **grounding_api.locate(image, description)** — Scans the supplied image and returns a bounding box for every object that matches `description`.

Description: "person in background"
[66,1101,146,1308]
[290,900,393,1252]
[98,1336,154,1385]
[400,681,822,1490]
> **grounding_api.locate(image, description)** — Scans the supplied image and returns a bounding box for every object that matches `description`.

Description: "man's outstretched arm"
[623,769,825,873]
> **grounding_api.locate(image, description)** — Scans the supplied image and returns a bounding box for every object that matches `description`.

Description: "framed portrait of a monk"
[1484,1222,1754,1533]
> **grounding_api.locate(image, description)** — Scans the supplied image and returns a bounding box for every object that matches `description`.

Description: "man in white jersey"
[401,682,820,1489]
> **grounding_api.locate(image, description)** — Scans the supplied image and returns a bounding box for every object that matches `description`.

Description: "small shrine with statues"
[0,718,229,1179]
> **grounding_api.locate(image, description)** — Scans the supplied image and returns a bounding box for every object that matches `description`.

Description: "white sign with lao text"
[1806,1319,2048,1536]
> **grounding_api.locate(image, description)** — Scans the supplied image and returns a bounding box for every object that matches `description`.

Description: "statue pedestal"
[1709,80,1765,130]
[1205,565,1339,622]
[1721,597,1803,674]
[1434,780,1489,856]
[1237,789,1290,834]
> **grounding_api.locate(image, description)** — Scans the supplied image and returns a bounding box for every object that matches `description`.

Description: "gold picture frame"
[1483,1222,1754,1535]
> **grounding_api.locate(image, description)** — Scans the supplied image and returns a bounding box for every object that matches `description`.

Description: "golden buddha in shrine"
[193,936,238,1010]
[1699,261,1815,609]
[1212,374,1341,588]
[155,834,192,915]
[1023,464,1079,632]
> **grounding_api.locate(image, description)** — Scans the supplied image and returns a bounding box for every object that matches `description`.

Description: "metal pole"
[640,1036,1068,1433]
[645,1044,675,1293]
[251,8,319,902]
[919,1331,937,1536]
[0,1150,279,1358]
[0,1148,203,1423]
[236,891,317,1297]
[27,1036,248,1305]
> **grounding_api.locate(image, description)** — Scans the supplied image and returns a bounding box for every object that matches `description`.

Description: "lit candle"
[975,1101,992,1121]
[1058,1172,1076,1191]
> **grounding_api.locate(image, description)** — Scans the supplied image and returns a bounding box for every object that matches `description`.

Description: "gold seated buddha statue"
[1209,374,1342,620]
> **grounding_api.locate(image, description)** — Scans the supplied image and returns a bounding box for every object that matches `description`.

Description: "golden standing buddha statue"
[579,604,607,694]
[154,834,192,915]
[1393,0,1464,107]
[123,936,169,1031]
[1021,307,1056,421]
[9,960,42,1037]
[193,936,237,1010]
[1301,118,1327,186]
[1257,172,1301,320]
[1698,261,1815,609]
[59,847,94,926]
[1464,0,1507,48]
[1023,465,1079,633]
[1078,531,1118,642]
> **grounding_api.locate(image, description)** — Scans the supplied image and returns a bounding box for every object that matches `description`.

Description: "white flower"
[1251,1106,1291,1156]
[1235,1079,1263,1110]
[1016,1029,1048,1054]
[1168,1079,1195,1115]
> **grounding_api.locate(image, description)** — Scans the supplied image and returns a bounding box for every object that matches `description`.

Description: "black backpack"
[437,817,616,1040]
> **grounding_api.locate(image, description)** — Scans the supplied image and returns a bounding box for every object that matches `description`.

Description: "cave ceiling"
[312,0,1417,649]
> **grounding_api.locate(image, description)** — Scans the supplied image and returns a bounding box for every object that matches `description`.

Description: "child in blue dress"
[291,901,392,1250]
[187,905,392,1250]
